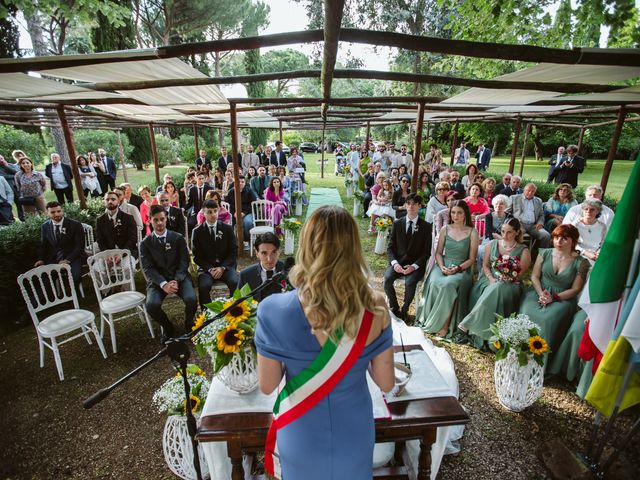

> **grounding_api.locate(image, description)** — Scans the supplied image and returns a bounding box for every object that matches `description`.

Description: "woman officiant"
[255,205,394,480]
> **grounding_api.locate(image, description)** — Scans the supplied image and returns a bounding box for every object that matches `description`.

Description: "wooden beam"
[425,122,430,144]
[230,103,244,255]
[509,116,523,174]
[321,123,326,179]
[577,126,586,155]
[279,121,283,143]
[148,124,160,186]
[193,123,199,163]
[365,121,371,154]
[519,123,531,177]
[412,102,425,191]
[321,0,345,117]
[117,129,128,183]
[450,121,459,165]
[56,107,87,208]
[601,107,626,196]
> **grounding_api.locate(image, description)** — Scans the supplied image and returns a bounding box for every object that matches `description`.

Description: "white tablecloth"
[200,316,465,479]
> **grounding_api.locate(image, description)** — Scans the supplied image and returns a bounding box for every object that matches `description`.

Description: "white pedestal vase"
[294,200,303,216]
[214,347,259,394]
[353,201,361,217]
[346,184,354,198]
[374,230,388,255]
[284,230,295,255]
[163,415,210,480]
[494,350,544,412]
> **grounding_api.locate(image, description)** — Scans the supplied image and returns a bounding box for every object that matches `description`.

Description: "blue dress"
[255,290,393,480]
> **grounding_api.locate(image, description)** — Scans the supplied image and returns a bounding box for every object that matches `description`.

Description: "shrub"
[0,125,48,166]
[175,135,220,168]
[153,134,178,167]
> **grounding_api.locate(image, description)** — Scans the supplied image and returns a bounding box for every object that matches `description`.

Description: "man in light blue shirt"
[0,175,15,224]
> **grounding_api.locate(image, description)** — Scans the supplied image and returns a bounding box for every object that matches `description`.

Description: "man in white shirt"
[45,153,74,204]
[241,145,260,173]
[508,183,550,247]
[454,142,470,166]
[563,184,615,228]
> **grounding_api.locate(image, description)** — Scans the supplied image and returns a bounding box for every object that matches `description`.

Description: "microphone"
[271,257,295,283]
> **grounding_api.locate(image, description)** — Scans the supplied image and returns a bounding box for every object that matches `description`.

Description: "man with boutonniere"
[35,201,84,287]
[96,191,138,258]
[140,205,196,338]
[192,199,238,308]
[238,232,285,302]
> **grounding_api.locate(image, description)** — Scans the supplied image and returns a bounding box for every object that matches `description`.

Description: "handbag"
[18,196,37,206]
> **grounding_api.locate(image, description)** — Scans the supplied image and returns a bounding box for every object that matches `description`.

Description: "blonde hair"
[289,206,384,339]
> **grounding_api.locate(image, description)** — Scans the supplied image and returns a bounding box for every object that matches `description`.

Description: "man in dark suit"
[249,166,270,199]
[95,191,138,257]
[45,153,74,204]
[120,183,143,210]
[494,173,512,196]
[157,191,186,237]
[185,172,212,229]
[195,149,212,171]
[98,148,117,191]
[554,144,584,188]
[140,205,197,337]
[225,176,257,244]
[238,232,284,302]
[269,141,287,167]
[384,194,430,320]
[449,170,466,196]
[547,146,566,183]
[192,200,239,307]
[499,175,523,197]
[218,146,234,172]
[34,201,84,286]
[475,143,492,171]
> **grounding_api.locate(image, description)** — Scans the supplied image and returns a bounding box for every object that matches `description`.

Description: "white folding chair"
[249,200,275,256]
[220,201,232,225]
[88,249,155,353]
[17,263,107,381]
[82,223,98,257]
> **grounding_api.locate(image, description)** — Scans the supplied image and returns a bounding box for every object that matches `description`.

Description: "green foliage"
[175,135,220,166]
[261,49,311,96]
[72,129,132,161]
[0,3,20,58]
[153,134,178,167]
[0,125,48,165]
[123,128,151,170]
[91,0,136,51]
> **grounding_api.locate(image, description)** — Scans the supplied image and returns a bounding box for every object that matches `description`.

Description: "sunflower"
[183,394,202,414]
[192,313,206,331]
[216,325,246,354]
[222,299,252,323]
[528,336,548,355]
[493,340,502,350]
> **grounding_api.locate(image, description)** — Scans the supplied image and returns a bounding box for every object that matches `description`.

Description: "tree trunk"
[492,134,499,156]
[532,126,543,161]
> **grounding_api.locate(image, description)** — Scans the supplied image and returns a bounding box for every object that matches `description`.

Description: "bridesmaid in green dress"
[519,224,590,359]
[415,200,479,338]
[459,218,532,347]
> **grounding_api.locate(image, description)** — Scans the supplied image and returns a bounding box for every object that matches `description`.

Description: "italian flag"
[578,155,640,370]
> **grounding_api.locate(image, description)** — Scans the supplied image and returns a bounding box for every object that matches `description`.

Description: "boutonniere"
[216,230,223,240]
[280,280,287,290]
[169,215,175,222]
[164,242,172,251]
[115,219,122,227]
[60,227,67,235]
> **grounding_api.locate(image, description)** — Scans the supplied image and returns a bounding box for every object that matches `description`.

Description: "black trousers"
[104,176,116,191]
[383,266,425,314]
[145,278,197,337]
[53,187,74,204]
[197,269,239,307]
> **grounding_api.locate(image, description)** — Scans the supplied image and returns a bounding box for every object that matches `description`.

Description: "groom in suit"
[140,205,197,337]
[237,232,284,302]
[384,194,430,321]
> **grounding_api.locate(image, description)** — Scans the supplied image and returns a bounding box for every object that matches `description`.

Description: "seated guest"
[155,174,173,194]
[120,182,143,210]
[464,182,490,221]
[192,200,238,307]
[415,200,478,338]
[138,186,154,236]
[237,232,285,302]
[140,205,197,337]
[157,191,186,236]
[384,194,431,321]
[500,174,522,197]
[478,194,511,264]
[225,176,257,244]
[563,184,615,228]
[34,201,84,286]
[482,177,497,207]
[212,167,224,191]
[543,183,577,232]
[96,191,138,257]
[434,190,460,233]
[249,165,271,199]
[264,177,288,234]
[571,199,607,265]
[495,172,512,195]
[461,164,479,191]
[112,186,144,234]
[186,172,212,229]
[195,148,211,171]
[459,218,531,347]
[162,180,180,207]
[197,190,232,225]
[519,224,589,357]
[508,183,551,247]
[392,174,411,218]
[448,170,465,196]
[426,181,449,225]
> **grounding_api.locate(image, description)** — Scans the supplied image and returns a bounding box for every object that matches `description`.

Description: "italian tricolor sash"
[264,310,374,479]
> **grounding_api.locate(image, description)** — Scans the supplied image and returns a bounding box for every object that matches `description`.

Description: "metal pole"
[117,129,129,183]
[412,101,425,190]
[56,107,87,208]
[518,123,531,177]
[320,123,326,179]
[230,103,244,256]
[508,115,523,174]
[601,107,626,197]
[148,123,160,186]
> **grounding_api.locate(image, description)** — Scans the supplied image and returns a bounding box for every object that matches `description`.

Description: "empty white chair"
[88,249,155,353]
[82,223,98,256]
[17,263,107,381]
[249,199,275,256]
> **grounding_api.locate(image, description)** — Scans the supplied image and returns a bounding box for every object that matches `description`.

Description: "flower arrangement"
[343,164,351,174]
[152,363,211,416]
[490,313,549,367]
[292,190,306,202]
[192,284,258,374]
[282,216,303,234]
[344,176,355,188]
[375,216,394,232]
[491,255,522,283]
[353,189,365,203]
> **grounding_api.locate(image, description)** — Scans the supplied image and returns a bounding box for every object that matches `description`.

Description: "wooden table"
[196,346,469,479]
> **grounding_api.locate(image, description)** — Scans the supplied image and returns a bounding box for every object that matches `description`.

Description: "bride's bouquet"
[491,254,521,283]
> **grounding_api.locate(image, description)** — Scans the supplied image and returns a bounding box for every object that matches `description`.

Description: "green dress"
[519,249,590,357]
[415,226,473,337]
[459,240,526,345]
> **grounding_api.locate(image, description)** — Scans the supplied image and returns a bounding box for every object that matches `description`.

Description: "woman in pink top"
[197,190,232,225]
[464,182,490,220]
[264,176,288,233]
[138,185,154,235]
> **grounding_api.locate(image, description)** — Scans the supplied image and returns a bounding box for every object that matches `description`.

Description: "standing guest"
[464,183,490,221]
[98,148,117,191]
[0,175,15,225]
[563,184,615,228]
[256,144,266,165]
[261,145,272,166]
[138,186,154,235]
[264,177,288,234]
[547,146,566,183]
[544,183,577,232]
[448,170,466,196]
[157,192,186,236]
[192,199,238,306]
[218,146,234,172]
[237,232,285,302]
[425,181,449,225]
[88,151,106,193]
[195,148,211,171]
[95,191,138,257]
[0,153,23,221]
[397,144,412,169]
[140,205,197,337]
[15,157,47,216]
[113,186,143,234]
[384,194,430,320]
[225,176,257,244]
[453,141,470,166]
[495,172,512,195]
[34,201,84,286]
[77,155,102,198]
[571,199,607,265]
[415,201,478,338]
[186,172,212,229]
[555,144,584,188]
[270,141,287,167]
[475,143,492,171]
[197,190,232,225]
[461,164,478,191]
[482,177,497,206]
[45,153,74,204]
[287,147,306,183]
[120,182,143,210]
[255,205,394,480]
[392,174,411,218]
[508,183,551,247]
[424,143,438,165]
[519,224,589,356]
[459,218,531,347]
[241,145,260,174]
[500,175,523,197]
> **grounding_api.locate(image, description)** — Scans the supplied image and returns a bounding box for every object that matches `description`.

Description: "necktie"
[210,225,216,239]
[266,270,274,280]
[157,236,165,246]
[198,187,202,204]
[407,220,413,240]
[55,224,61,243]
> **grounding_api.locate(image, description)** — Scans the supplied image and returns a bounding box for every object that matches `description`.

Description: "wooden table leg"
[417,433,433,480]
[227,441,245,480]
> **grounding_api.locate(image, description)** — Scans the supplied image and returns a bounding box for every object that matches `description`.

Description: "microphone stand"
[83,272,289,480]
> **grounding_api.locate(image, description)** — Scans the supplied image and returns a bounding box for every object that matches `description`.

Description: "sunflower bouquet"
[152,363,211,416]
[375,216,394,232]
[489,313,549,367]
[192,284,258,374]
[282,216,303,234]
